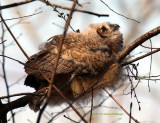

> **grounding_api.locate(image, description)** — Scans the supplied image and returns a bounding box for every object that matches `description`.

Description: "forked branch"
[117,26,160,64]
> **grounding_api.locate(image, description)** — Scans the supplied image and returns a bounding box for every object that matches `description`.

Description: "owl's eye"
[101,26,108,32]
[97,26,108,38]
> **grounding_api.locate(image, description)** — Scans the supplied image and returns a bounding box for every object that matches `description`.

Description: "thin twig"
[37,0,87,123]
[148,39,152,92]
[36,103,48,123]
[9,75,26,87]
[0,6,87,123]
[89,88,93,123]
[41,0,109,17]
[0,11,42,22]
[53,7,76,32]
[64,115,78,123]
[141,44,159,49]
[0,0,109,17]
[100,0,140,23]
[129,102,132,123]
[0,40,6,44]
[117,26,160,63]
[48,0,77,99]
[0,54,25,65]
[102,87,140,123]
[48,82,103,122]
[0,93,45,99]
[0,10,15,123]
[48,106,70,123]
[0,13,86,123]
[122,48,160,66]
[49,96,111,123]
[0,13,51,83]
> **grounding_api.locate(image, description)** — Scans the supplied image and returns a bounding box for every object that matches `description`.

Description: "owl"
[24,22,123,112]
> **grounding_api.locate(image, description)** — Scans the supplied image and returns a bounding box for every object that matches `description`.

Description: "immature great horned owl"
[24,22,123,112]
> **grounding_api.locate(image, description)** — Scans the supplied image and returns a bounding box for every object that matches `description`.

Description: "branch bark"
[0,0,109,17]
[0,0,35,10]
[0,96,31,123]
[122,48,160,66]
[117,26,160,64]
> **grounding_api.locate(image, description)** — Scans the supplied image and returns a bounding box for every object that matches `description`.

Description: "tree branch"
[0,0,35,10]
[122,48,160,66]
[3,96,31,112]
[0,92,44,99]
[99,0,139,23]
[102,87,140,123]
[0,13,51,83]
[0,0,109,17]
[37,0,88,123]
[40,0,108,17]
[0,95,31,123]
[117,26,160,64]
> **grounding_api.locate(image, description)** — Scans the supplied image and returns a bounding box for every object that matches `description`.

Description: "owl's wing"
[24,34,114,89]
[24,35,78,80]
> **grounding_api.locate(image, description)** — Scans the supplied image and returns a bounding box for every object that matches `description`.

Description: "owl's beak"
[112,24,120,31]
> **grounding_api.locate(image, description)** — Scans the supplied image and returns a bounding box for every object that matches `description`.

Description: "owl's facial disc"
[97,24,120,38]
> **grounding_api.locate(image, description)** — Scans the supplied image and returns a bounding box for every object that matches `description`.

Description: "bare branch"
[148,39,153,92]
[0,93,44,100]
[102,87,140,123]
[0,54,25,65]
[0,40,6,44]
[0,0,35,10]
[0,13,51,83]
[0,11,42,22]
[37,1,88,123]
[89,88,93,123]
[122,48,160,66]
[0,11,86,123]
[141,44,160,49]
[64,115,78,123]
[0,96,31,116]
[0,0,109,17]
[117,26,160,63]
[0,11,15,123]
[100,0,140,23]
[40,0,109,17]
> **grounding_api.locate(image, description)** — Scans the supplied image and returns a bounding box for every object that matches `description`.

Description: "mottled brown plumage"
[24,22,123,112]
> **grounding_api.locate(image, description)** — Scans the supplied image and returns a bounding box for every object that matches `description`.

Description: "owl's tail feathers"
[29,87,48,112]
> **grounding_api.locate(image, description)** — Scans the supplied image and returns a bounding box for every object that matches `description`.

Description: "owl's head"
[83,22,123,52]
[84,22,121,38]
